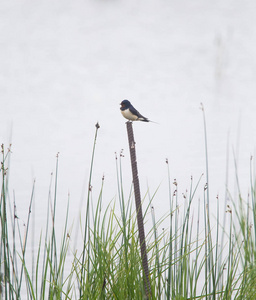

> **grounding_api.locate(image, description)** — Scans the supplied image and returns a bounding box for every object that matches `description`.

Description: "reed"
[0,122,255,299]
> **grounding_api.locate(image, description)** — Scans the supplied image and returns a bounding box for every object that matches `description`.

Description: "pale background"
[1,0,256,244]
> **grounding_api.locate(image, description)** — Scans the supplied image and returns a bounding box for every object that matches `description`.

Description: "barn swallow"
[120,100,150,122]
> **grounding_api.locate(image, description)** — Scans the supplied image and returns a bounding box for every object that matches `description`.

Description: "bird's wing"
[129,105,146,119]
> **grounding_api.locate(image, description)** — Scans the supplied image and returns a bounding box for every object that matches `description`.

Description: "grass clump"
[0,123,256,299]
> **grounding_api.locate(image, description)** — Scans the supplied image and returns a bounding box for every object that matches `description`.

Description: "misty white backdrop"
[1,0,256,249]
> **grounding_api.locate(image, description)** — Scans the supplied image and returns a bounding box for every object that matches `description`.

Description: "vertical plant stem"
[166,158,172,299]
[18,179,35,298]
[203,188,208,299]
[116,152,130,296]
[219,133,230,290]
[40,172,53,299]
[48,153,59,297]
[80,122,100,298]
[201,103,213,298]
[0,145,11,299]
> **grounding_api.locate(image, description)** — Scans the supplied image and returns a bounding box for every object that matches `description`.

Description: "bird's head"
[120,100,131,110]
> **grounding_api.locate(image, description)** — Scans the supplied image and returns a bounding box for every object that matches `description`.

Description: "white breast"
[121,109,138,121]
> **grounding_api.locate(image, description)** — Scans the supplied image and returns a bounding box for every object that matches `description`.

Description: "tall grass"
[0,123,256,299]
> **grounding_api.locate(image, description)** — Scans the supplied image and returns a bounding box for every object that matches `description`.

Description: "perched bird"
[120,100,150,122]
